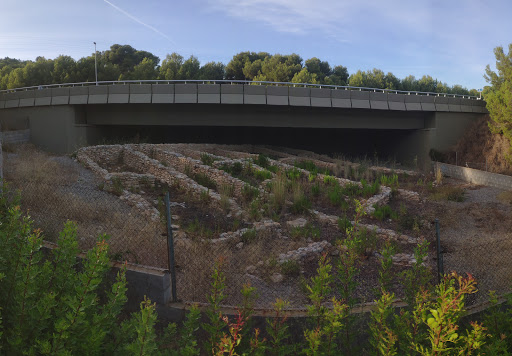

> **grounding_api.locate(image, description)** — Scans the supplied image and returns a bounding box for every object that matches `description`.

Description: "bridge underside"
[0,103,484,169]
[83,104,428,130]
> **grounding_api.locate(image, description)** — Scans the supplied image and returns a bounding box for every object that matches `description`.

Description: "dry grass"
[497,191,512,205]
[450,115,512,175]
[5,144,79,185]
[429,185,465,202]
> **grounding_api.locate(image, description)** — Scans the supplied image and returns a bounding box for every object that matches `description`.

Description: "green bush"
[200,153,215,166]
[373,204,398,221]
[281,260,301,277]
[240,229,257,244]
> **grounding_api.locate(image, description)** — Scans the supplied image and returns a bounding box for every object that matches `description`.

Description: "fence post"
[435,218,444,283]
[165,192,177,302]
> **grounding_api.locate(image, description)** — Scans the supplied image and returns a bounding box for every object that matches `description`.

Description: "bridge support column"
[394,128,436,171]
[0,105,100,154]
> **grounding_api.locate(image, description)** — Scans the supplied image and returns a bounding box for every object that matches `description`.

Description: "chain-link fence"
[8,180,168,269]
[438,227,512,307]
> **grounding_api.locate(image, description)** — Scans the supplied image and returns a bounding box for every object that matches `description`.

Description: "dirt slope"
[446,115,512,175]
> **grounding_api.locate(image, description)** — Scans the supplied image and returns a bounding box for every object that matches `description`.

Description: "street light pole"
[93,42,98,85]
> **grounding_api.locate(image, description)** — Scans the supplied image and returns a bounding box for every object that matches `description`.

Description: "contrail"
[103,0,176,44]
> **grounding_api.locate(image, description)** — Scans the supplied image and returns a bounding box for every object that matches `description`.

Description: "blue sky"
[1,0,511,89]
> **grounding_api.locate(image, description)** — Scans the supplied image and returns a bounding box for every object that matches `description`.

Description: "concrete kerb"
[42,241,172,307]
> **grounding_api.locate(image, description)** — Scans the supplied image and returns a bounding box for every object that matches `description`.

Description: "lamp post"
[93,42,98,85]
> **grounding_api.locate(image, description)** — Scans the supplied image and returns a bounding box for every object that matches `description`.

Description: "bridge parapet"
[0,82,488,114]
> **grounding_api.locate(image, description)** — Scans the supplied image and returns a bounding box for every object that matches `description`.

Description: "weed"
[361,179,380,198]
[497,190,512,204]
[337,217,352,233]
[242,184,259,202]
[430,186,465,202]
[286,167,302,181]
[281,260,300,277]
[355,226,378,257]
[435,164,443,185]
[311,183,321,197]
[294,160,320,174]
[340,182,361,197]
[380,174,399,190]
[290,184,311,214]
[200,153,215,166]
[323,175,337,185]
[270,174,287,211]
[200,189,211,203]
[249,200,262,221]
[111,177,124,196]
[290,224,321,240]
[254,153,270,168]
[160,160,169,167]
[193,173,217,190]
[240,229,257,244]
[373,205,398,221]
[185,218,214,239]
[253,169,273,181]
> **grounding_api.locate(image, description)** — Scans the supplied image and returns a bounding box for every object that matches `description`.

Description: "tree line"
[0,44,477,95]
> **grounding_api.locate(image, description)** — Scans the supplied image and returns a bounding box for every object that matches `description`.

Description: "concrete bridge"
[0,81,488,166]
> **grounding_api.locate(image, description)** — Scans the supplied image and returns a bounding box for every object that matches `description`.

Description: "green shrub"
[311,183,321,197]
[253,169,273,181]
[290,185,311,214]
[254,153,270,168]
[338,216,352,233]
[323,175,337,185]
[200,153,215,166]
[373,204,398,221]
[281,260,300,277]
[242,184,259,202]
[290,224,321,240]
[294,160,318,174]
[286,167,302,181]
[111,176,124,196]
[241,229,257,244]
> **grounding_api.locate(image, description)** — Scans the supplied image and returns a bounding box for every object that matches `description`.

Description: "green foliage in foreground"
[2,183,512,355]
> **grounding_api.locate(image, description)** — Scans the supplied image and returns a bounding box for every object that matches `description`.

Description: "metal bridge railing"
[0,79,480,100]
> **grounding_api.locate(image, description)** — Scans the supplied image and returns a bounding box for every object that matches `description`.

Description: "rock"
[245,265,256,274]
[236,242,244,250]
[256,261,264,268]
[270,273,284,283]
[286,217,308,228]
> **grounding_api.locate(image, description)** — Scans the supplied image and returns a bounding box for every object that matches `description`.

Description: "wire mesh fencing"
[7,179,168,269]
[440,232,512,307]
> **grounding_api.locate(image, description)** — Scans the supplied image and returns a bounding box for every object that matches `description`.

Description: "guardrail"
[0,80,480,100]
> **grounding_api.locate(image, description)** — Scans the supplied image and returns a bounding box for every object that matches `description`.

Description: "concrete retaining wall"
[2,129,30,144]
[436,162,512,190]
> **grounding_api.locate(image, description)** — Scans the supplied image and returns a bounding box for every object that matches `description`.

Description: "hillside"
[444,115,512,175]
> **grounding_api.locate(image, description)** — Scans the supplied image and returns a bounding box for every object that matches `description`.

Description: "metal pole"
[435,219,444,283]
[93,42,98,85]
[165,192,177,302]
